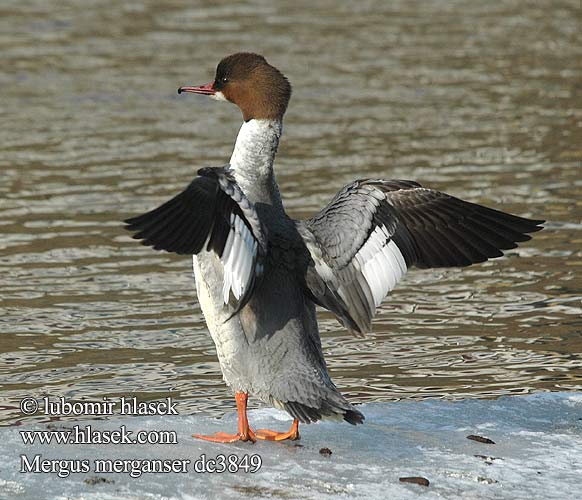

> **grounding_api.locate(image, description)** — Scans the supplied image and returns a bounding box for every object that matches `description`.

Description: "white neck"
[229,119,284,209]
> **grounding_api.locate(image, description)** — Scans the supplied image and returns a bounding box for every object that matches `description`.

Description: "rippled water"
[1,0,581,426]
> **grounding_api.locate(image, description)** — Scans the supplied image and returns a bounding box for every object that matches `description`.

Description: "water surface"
[1,0,581,425]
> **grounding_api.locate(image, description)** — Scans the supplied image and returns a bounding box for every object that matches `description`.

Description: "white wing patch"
[220,213,258,304]
[355,225,407,308]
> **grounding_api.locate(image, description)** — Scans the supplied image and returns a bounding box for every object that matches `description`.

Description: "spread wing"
[124,166,267,312]
[299,179,544,335]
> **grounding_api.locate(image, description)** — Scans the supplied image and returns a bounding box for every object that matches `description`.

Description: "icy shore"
[1,392,580,500]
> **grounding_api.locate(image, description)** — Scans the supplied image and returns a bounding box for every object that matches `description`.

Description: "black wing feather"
[125,175,219,255]
[300,179,543,335]
[124,166,268,313]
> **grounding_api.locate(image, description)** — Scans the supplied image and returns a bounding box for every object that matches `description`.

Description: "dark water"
[1,0,581,425]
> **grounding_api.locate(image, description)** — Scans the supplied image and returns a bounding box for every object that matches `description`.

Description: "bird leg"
[256,418,300,441]
[192,391,256,443]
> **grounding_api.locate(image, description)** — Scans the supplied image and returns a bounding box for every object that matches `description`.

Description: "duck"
[125,52,544,443]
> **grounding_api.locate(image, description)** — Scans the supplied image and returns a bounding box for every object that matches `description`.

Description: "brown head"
[178,53,292,122]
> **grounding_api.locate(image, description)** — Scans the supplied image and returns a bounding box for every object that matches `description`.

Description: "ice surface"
[1,393,580,500]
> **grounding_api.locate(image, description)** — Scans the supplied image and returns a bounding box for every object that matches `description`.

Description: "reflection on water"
[1,0,581,425]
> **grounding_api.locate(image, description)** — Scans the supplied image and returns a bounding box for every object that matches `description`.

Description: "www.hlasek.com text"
[21,425,177,445]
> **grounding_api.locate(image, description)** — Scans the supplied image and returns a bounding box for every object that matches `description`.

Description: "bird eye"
[221,77,229,83]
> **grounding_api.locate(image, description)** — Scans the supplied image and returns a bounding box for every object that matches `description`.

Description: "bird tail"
[282,397,365,425]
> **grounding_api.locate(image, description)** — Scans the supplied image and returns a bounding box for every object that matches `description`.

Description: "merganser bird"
[125,53,543,443]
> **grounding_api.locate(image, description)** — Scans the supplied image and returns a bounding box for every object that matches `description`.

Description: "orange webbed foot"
[192,392,257,443]
[255,419,300,441]
[192,428,257,443]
